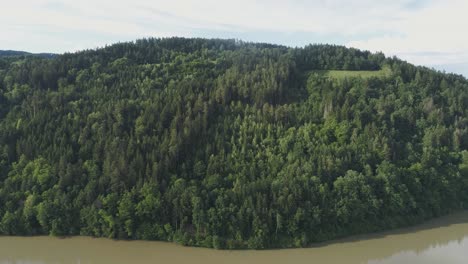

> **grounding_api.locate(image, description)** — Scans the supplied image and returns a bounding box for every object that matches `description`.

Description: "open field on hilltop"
[310,65,392,80]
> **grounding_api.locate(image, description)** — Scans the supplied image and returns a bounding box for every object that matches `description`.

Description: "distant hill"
[0,50,56,58]
[0,38,466,249]
[432,63,468,78]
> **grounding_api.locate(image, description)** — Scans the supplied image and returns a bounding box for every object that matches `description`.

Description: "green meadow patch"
[310,65,392,80]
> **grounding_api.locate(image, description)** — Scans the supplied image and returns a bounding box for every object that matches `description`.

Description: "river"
[1,211,467,264]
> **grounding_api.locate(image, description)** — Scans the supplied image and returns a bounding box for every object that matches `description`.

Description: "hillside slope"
[0,38,467,249]
[0,50,57,58]
[0,50,31,57]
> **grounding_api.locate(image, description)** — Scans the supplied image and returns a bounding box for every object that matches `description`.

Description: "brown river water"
[1,211,467,264]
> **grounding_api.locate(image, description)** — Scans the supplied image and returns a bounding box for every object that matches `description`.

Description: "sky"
[1,0,468,77]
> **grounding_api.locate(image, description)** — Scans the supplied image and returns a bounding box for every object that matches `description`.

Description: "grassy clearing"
[310,65,392,80]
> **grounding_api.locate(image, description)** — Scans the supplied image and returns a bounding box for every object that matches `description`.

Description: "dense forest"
[0,50,56,59]
[0,38,467,249]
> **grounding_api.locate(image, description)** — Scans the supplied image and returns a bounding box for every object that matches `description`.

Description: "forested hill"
[0,38,467,249]
[0,50,57,58]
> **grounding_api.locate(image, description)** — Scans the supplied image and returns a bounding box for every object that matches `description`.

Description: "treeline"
[0,50,57,59]
[0,37,467,249]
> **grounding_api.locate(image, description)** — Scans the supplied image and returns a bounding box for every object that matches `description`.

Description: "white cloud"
[0,0,430,39]
[0,0,467,75]
[346,0,468,67]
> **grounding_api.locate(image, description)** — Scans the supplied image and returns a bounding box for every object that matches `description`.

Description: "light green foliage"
[118,191,136,238]
[310,65,392,80]
[459,151,468,206]
[0,211,19,235]
[31,158,52,187]
[334,171,380,225]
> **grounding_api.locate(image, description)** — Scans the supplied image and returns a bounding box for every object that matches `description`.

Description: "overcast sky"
[2,0,468,76]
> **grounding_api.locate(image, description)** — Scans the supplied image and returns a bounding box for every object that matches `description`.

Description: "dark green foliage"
[0,37,467,249]
[0,50,57,59]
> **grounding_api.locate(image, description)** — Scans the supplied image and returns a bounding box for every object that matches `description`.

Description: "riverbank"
[1,211,467,264]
